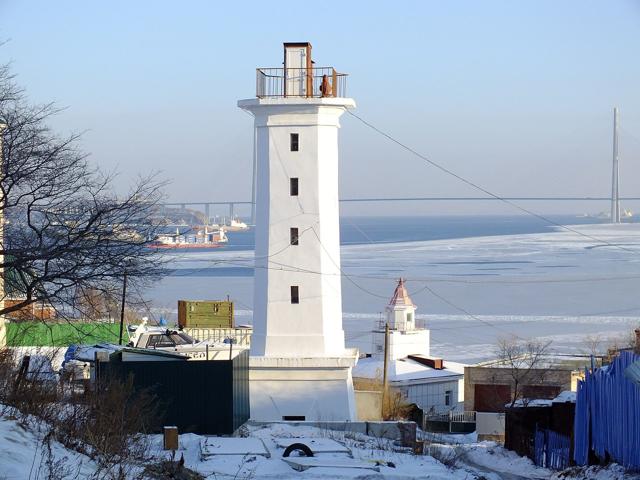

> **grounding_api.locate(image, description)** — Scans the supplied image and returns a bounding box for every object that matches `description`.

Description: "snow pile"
[443,441,640,480]
[0,410,99,479]
[456,441,551,478]
[551,464,639,480]
[553,391,577,403]
[2,409,638,479]
[146,422,474,479]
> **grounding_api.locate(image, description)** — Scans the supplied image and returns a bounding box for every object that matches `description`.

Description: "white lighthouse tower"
[239,43,358,421]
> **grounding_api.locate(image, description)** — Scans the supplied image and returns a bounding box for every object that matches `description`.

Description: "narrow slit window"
[282,415,305,421]
[290,177,299,196]
[290,227,299,245]
[290,133,299,151]
[290,286,299,304]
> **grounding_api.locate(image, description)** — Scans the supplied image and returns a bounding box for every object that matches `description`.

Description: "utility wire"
[307,224,530,339]
[175,110,638,341]
[130,281,161,325]
[413,281,524,339]
[346,110,639,255]
[619,127,640,148]
[309,226,390,300]
[186,252,640,285]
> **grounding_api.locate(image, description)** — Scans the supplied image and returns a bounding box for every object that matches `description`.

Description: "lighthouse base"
[249,352,358,422]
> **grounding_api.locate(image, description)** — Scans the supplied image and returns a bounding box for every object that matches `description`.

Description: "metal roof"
[388,278,414,307]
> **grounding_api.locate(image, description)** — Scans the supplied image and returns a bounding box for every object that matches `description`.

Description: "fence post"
[332,69,337,97]
[163,426,179,451]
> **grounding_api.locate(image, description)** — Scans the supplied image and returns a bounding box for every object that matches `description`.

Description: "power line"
[341,196,640,202]
[346,110,639,255]
[170,252,638,342]
[173,253,640,286]
[307,224,532,339]
[159,256,640,343]
[157,110,640,342]
[619,127,640,148]
[308,226,391,300]
[130,281,161,326]
[413,281,524,339]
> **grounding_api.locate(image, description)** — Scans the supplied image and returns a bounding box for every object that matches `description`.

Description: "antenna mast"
[611,107,620,224]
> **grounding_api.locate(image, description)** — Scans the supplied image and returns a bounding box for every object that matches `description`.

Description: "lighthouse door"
[284,44,309,97]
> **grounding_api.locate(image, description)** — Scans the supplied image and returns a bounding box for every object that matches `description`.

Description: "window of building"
[290,133,299,151]
[282,415,305,421]
[445,390,452,406]
[290,286,299,304]
[290,177,299,196]
[290,227,299,245]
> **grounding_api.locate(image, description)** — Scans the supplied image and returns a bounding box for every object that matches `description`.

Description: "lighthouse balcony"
[256,67,348,99]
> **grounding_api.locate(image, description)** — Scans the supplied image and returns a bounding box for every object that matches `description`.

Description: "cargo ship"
[150,225,228,249]
[227,217,249,231]
[211,216,250,231]
[577,208,633,220]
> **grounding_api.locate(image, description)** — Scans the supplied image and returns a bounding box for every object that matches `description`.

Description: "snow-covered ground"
[148,223,640,363]
[148,423,471,479]
[0,410,100,479]
[431,439,639,480]
[3,411,637,479]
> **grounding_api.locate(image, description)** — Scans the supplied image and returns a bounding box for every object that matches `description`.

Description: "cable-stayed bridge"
[161,196,640,225]
[163,108,634,225]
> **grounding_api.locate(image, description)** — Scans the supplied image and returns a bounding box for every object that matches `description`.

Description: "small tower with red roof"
[373,279,430,361]
[386,278,417,331]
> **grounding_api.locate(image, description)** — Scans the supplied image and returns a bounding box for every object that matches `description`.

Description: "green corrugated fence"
[7,322,123,346]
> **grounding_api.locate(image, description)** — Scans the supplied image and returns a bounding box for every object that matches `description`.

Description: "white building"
[238,43,358,421]
[354,279,464,414]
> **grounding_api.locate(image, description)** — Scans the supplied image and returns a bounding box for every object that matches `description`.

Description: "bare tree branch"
[0,61,168,321]
[495,336,552,407]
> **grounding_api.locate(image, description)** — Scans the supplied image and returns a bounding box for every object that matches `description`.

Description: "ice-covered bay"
[147,223,640,364]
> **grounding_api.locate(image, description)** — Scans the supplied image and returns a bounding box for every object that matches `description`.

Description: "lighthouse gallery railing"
[256,67,348,98]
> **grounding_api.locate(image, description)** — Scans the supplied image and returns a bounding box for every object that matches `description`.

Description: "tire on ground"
[282,443,314,457]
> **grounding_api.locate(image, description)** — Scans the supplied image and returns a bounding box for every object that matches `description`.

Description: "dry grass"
[353,376,413,420]
[0,346,162,479]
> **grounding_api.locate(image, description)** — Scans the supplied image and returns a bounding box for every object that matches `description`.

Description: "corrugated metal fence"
[505,400,575,469]
[574,351,640,470]
[101,349,250,435]
[534,427,571,470]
